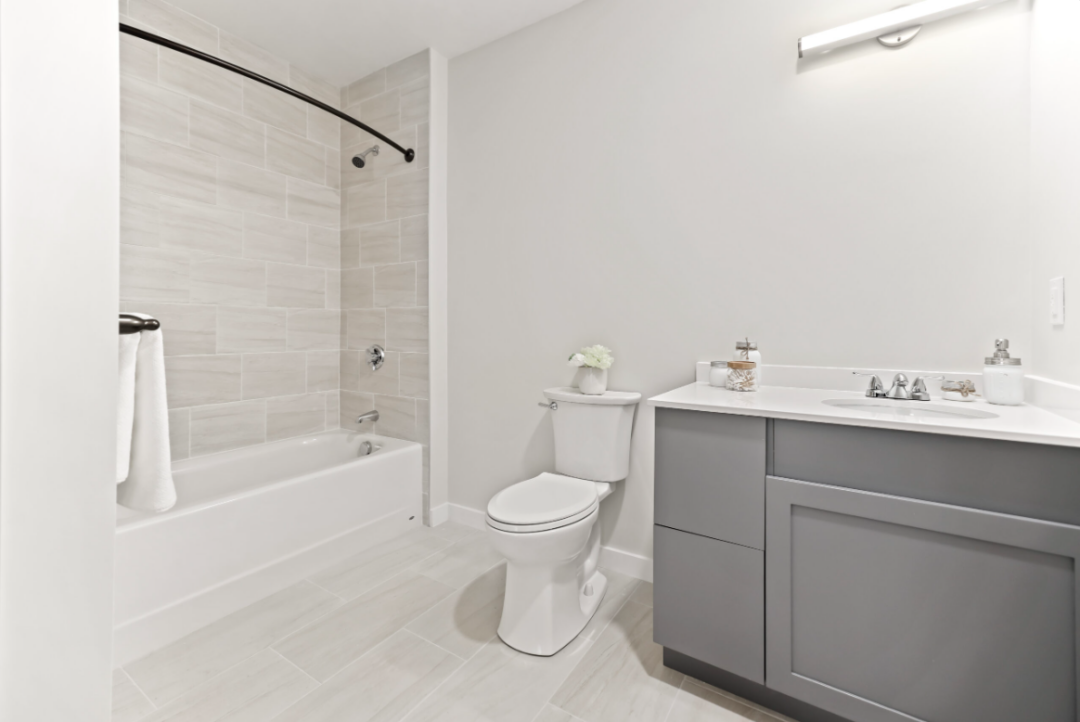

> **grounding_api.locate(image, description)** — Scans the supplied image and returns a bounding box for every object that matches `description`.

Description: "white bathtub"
[114,430,422,665]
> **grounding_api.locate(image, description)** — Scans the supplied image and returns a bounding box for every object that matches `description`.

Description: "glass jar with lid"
[726,360,759,392]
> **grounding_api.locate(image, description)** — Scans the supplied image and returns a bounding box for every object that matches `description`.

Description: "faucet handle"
[910,375,944,402]
[853,371,886,398]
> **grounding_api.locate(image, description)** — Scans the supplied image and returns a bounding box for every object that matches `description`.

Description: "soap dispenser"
[983,339,1024,406]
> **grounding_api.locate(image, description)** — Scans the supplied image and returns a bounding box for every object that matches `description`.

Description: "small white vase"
[579,368,608,395]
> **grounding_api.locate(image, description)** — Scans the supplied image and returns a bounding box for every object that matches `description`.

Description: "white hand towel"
[117,318,177,512]
[117,332,140,483]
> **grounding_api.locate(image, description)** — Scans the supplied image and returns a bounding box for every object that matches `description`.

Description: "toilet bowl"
[486,387,640,656]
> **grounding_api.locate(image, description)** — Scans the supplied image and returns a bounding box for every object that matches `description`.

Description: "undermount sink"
[822,398,999,420]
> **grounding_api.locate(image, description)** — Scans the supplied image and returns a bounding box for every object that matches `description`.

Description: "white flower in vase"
[568,345,614,395]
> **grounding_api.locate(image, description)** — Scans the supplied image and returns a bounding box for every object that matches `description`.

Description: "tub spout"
[357,410,379,425]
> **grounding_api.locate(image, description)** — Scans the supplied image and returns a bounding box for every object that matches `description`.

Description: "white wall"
[0,0,119,718]
[1030,0,1080,386]
[447,0,1032,565]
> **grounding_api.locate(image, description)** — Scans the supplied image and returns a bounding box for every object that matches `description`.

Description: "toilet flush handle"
[538,401,558,411]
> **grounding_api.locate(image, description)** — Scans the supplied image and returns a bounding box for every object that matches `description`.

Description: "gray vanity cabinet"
[765,476,1080,722]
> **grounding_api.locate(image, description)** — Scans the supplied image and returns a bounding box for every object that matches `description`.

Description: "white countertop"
[649,383,1080,449]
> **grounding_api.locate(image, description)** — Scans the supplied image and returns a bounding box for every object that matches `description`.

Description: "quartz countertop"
[649,383,1080,449]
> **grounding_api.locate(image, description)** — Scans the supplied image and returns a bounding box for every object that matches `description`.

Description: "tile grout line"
[302,575,348,602]
[267,646,323,687]
[118,665,159,713]
[399,626,469,663]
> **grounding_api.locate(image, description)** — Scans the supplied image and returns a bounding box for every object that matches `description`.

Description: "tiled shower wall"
[119,0,344,460]
[338,52,433,515]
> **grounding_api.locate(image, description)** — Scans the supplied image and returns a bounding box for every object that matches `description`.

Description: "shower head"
[351,145,380,168]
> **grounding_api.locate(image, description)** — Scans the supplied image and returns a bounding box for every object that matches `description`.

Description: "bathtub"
[113,430,422,665]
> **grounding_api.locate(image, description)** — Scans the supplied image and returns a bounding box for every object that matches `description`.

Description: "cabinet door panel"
[655,408,766,549]
[653,525,764,683]
[766,476,1080,722]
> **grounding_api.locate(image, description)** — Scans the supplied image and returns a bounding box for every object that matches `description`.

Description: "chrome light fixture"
[798,0,1010,58]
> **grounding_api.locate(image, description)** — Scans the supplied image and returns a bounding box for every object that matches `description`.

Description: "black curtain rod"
[119,23,415,163]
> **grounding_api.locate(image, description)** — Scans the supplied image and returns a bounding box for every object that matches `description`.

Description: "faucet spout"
[357,410,379,425]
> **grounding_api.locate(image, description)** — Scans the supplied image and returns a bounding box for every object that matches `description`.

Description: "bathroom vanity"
[650,383,1080,722]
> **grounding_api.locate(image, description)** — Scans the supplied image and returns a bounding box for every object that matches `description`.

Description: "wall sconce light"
[798,0,1010,58]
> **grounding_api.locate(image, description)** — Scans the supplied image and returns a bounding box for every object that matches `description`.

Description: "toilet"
[486,386,641,656]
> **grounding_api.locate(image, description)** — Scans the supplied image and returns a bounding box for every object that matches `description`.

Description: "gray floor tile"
[406,563,506,660]
[112,668,155,722]
[309,528,453,601]
[411,534,504,589]
[669,680,790,722]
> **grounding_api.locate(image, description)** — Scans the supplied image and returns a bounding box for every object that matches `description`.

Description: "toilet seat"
[486,473,599,533]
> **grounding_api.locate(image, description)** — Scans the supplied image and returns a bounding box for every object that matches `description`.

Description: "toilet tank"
[543,387,642,482]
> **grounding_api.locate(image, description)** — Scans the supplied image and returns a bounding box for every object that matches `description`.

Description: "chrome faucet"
[885,373,911,400]
[853,372,885,398]
[356,410,379,425]
[853,371,941,402]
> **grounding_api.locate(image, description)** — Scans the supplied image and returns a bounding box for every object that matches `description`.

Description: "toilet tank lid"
[544,387,641,406]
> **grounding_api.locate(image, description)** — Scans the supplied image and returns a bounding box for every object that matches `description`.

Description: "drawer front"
[772,419,1080,527]
[653,524,764,684]
[655,408,766,548]
[766,476,1080,722]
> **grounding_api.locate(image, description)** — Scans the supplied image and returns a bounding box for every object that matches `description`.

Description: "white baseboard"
[429,502,450,527]
[448,502,652,582]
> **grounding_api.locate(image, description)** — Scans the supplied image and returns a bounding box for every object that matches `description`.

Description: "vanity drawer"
[772,419,1080,527]
[655,408,766,549]
[653,524,764,684]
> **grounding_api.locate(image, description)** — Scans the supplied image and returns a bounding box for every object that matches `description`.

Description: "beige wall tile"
[326,147,341,191]
[341,267,374,309]
[386,51,429,90]
[344,349,399,395]
[121,184,161,247]
[400,214,428,262]
[121,245,190,302]
[400,353,429,399]
[289,66,340,109]
[326,391,341,429]
[374,263,416,308]
[387,169,429,220]
[244,79,306,135]
[327,269,342,310]
[268,127,326,184]
[306,350,339,392]
[361,220,400,266]
[243,213,308,264]
[168,408,190,461]
[286,309,340,350]
[123,132,216,204]
[191,256,266,306]
[307,226,340,269]
[346,309,385,350]
[345,69,386,109]
[190,400,266,456]
[339,390,374,428]
[307,106,340,149]
[346,180,386,227]
[400,77,430,129]
[164,354,241,407]
[241,352,306,399]
[387,308,428,353]
[120,301,216,356]
[374,394,417,441]
[121,76,188,146]
[416,261,429,306]
[341,228,361,268]
[218,159,287,217]
[190,100,266,168]
[267,393,326,441]
[120,34,157,82]
[218,307,287,352]
[288,178,340,229]
[219,30,289,84]
[128,0,218,54]
[360,89,400,135]
[159,197,244,257]
[267,263,326,308]
[159,47,242,112]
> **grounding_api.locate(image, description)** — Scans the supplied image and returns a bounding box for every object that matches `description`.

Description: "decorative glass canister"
[725,360,759,392]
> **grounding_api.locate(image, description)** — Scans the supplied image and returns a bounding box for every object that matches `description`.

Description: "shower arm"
[119,23,416,164]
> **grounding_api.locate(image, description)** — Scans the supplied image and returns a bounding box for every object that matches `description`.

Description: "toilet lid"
[487,473,599,527]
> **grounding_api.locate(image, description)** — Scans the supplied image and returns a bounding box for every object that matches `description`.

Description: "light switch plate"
[1050,277,1065,326]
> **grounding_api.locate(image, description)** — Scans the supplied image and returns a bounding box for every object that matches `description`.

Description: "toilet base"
[489,511,607,656]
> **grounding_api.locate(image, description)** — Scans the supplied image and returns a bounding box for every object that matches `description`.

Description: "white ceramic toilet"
[486,386,641,656]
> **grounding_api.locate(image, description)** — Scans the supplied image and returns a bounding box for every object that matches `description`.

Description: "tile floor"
[112,523,795,722]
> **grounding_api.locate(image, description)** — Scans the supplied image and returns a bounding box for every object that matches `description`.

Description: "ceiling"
[166,0,587,87]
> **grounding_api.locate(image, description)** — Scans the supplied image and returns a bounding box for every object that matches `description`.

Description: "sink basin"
[822,398,999,420]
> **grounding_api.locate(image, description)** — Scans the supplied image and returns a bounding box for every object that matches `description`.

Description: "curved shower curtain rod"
[119,23,416,163]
